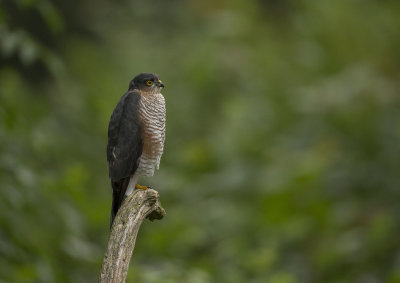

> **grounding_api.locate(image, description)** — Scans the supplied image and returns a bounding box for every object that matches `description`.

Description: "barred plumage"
[137,92,166,176]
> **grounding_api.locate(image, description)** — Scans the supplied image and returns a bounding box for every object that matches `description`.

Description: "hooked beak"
[158,79,165,88]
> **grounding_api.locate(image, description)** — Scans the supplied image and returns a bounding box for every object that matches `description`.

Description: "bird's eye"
[146,80,153,86]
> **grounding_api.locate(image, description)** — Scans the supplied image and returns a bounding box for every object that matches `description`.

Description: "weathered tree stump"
[99,188,166,283]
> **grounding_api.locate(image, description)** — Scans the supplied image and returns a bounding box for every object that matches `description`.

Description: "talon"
[135,184,148,190]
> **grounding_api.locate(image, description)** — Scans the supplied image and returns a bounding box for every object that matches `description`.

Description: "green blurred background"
[1,0,400,282]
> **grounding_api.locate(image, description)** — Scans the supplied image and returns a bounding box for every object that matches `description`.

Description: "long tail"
[110,177,130,229]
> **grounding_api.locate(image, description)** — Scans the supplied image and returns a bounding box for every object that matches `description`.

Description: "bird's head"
[129,73,164,94]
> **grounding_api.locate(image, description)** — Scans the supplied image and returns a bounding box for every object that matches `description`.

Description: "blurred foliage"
[1,0,400,282]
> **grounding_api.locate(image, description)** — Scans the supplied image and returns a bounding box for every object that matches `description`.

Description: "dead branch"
[99,188,166,282]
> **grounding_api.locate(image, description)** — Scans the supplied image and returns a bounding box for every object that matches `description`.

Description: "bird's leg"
[135,184,149,190]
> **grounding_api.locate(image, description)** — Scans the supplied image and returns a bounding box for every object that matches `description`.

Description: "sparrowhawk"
[107,73,166,227]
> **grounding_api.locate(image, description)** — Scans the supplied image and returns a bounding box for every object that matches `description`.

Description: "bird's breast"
[136,93,166,176]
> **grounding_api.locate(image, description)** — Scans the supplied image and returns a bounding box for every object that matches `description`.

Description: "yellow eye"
[146,80,153,86]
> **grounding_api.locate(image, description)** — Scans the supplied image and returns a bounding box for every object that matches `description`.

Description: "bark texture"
[99,188,166,283]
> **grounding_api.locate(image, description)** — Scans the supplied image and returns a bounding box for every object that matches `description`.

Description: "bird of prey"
[107,73,166,227]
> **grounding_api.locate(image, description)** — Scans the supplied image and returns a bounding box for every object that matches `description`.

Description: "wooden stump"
[99,188,166,283]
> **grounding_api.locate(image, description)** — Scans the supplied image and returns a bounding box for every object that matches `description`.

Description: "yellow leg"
[135,184,149,190]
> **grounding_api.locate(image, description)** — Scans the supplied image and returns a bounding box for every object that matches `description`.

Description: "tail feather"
[110,177,130,229]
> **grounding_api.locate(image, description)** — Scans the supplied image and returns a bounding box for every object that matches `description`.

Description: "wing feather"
[107,90,143,181]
